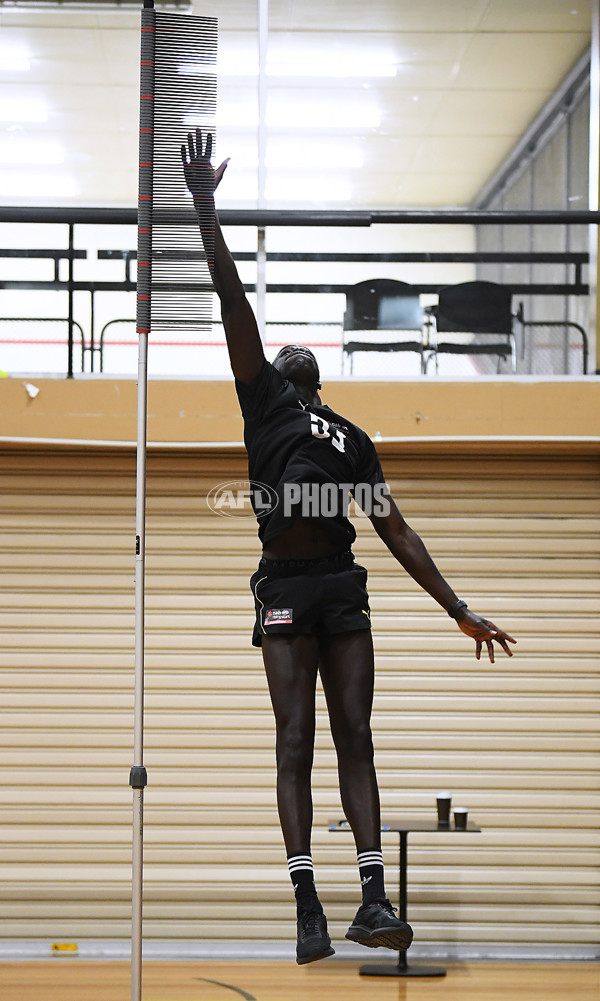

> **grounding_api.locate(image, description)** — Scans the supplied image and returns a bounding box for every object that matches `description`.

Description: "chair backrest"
[435,281,513,333]
[344,278,423,331]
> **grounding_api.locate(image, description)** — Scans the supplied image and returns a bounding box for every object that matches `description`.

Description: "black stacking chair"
[426,281,517,374]
[342,278,425,374]
[514,302,589,375]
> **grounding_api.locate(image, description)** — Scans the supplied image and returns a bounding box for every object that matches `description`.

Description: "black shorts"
[249,550,371,647]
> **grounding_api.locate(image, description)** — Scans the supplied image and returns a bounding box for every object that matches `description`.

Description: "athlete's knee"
[276,724,314,775]
[335,719,374,764]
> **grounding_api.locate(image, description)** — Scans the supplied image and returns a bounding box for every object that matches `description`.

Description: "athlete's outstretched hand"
[181,129,229,198]
[455,609,516,663]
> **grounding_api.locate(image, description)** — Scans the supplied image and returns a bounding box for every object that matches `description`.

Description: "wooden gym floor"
[1,960,599,1001]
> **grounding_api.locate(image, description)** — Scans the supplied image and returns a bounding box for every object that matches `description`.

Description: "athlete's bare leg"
[318,629,381,852]
[262,628,407,960]
[262,633,320,854]
[262,629,380,852]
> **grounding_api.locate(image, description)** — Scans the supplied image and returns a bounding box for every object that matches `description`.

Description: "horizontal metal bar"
[95,248,590,264]
[367,209,600,226]
[1,206,600,226]
[155,208,600,226]
[236,251,589,264]
[0,280,588,296]
[0,207,138,225]
[0,280,136,292]
[0,249,87,259]
[257,283,590,296]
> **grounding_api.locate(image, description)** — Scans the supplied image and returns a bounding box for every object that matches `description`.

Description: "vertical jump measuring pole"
[131,4,218,999]
[131,3,155,1000]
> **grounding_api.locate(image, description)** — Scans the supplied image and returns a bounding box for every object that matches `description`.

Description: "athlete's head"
[272,344,321,393]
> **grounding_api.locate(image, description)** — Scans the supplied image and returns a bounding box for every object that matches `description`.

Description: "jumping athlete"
[181,131,517,966]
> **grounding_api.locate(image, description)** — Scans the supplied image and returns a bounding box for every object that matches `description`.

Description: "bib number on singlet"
[309,412,346,453]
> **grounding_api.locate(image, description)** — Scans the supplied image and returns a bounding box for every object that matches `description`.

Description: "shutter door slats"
[1,444,599,949]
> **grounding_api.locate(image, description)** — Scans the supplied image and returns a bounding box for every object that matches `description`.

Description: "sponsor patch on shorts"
[264,608,293,625]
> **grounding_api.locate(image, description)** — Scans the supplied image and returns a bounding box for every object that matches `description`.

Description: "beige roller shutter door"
[0,443,598,951]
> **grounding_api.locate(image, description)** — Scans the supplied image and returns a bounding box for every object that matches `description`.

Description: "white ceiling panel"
[266,0,492,33]
[427,90,549,137]
[480,0,591,32]
[413,134,519,175]
[0,0,593,207]
[453,32,588,89]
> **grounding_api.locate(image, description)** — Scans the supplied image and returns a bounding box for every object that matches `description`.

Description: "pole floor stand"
[359,952,447,978]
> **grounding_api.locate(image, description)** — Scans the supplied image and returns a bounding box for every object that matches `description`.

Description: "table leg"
[359,831,447,978]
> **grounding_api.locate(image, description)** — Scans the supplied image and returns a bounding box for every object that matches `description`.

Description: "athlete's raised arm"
[369,490,516,663]
[181,129,264,384]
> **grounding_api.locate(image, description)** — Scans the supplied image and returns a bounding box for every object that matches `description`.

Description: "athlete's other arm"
[181,130,264,384]
[369,491,516,663]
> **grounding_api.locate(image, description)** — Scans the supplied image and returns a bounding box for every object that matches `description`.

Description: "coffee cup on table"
[454,807,468,830]
[436,791,451,826]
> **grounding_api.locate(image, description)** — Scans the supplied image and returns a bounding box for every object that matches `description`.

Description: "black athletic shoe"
[345,898,413,951]
[296,908,335,965]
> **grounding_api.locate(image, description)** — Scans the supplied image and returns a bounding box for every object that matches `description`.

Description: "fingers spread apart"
[181,129,213,166]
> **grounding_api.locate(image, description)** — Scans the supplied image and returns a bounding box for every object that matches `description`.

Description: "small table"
[329,816,481,977]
